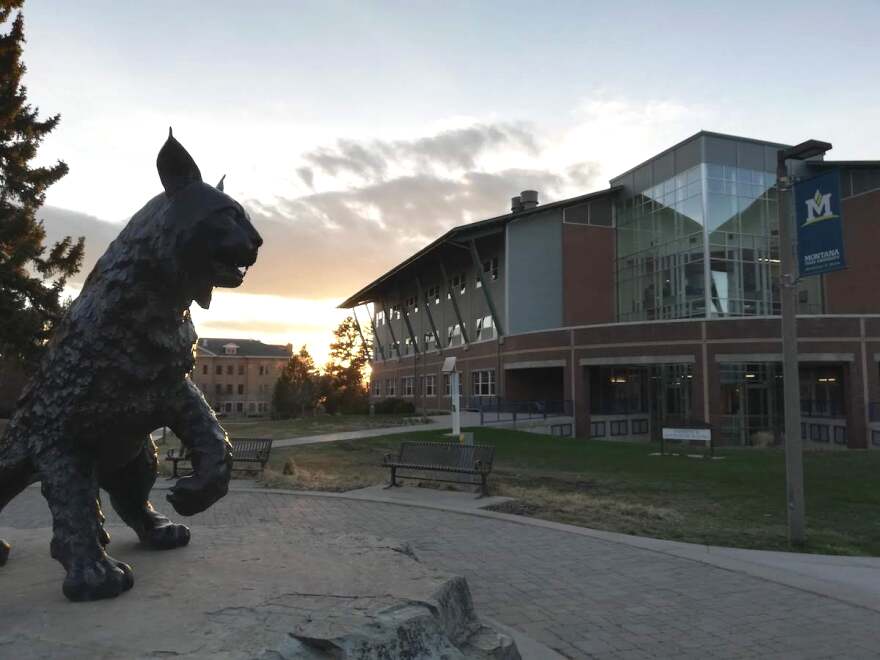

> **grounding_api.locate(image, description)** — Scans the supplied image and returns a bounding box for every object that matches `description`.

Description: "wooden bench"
[382,441,495,497]
[165,437,273,478]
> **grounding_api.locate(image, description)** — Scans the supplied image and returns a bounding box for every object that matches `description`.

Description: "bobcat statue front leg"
[166,379,233,517]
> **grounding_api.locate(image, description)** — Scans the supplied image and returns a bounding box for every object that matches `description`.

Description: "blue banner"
[795,170,846,277]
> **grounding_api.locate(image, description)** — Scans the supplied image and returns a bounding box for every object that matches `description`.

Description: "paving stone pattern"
[3,487,880,659]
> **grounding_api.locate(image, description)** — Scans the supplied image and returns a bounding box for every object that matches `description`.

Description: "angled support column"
[401,306,420,355]
[381,298,403,359]
[438,258,470,345]
[351,306,373,361]
[468,239,504,338]
[364,304,386,361]
[416,275,443,351]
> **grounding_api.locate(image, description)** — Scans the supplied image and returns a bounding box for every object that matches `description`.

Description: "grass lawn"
[263,426,880,557]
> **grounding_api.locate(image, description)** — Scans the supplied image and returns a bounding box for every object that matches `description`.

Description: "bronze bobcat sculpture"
[0,131,262,601]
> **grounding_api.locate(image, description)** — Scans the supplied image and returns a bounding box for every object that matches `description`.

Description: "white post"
[451,371,461,437]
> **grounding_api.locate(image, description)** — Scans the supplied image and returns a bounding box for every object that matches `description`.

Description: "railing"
[800,399,845,419]
[464,397,573,425]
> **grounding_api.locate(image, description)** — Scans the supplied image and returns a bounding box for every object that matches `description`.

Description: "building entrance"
[588,363,693,441]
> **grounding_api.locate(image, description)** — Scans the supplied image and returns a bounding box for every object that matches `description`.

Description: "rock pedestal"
[0,526,519,659]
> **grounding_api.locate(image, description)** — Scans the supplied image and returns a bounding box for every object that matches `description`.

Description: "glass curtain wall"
[615,136,822,322]
[616,165,705,321]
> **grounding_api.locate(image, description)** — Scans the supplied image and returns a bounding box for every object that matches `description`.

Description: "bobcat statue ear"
[157,127,202,196]
[216,174,226,192]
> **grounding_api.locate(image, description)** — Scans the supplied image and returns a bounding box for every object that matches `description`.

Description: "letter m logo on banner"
[803,189,837,226]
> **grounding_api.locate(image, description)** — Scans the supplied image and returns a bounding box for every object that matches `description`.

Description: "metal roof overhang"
[338,186,620,309]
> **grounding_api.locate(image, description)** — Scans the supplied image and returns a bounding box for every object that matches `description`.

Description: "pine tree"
[0,1,83,365]
[324,316,369,414]
[272,346,320,418]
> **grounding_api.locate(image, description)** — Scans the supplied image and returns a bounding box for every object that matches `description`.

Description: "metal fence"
[464,397,573,425]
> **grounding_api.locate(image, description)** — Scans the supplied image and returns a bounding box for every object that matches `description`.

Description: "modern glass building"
[612,133,821,322]
[342,131,880,450]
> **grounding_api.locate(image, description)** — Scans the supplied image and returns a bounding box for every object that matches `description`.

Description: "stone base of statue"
[0,524,522,659]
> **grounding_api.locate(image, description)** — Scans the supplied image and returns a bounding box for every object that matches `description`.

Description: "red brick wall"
[825,189,880,314]
[562,224,615,326]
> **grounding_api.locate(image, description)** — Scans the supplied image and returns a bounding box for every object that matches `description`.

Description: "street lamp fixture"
[776,138,832,547]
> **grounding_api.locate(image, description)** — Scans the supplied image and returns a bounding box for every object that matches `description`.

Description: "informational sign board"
[795,170,847,277]
[662,427,711,443]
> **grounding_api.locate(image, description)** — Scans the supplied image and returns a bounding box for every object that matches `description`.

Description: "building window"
[372,380,381,396]
[447,323,463,346]
[215,384,222,394]
[405,295,418,313]
[386,378,396,396]
[238,365,245,375]
[226,365,233,375]
[236,402,243,413]
[402,376,414,397]
[423,331,437,351]
[472,369,496,397]
[202,365,208,375]
[425,375,436,397]
[226,384,233,394]
[475,315,495,341]
[215,365,222,375]
[258,365,265,375]
[237,384,244,395]
[426,285,440,305]
[224,402,232,413]
[376,310,385,325]
[224,344,238,355]
[476,257,499,287]
[248,402,256,413]
[404,336,414,355]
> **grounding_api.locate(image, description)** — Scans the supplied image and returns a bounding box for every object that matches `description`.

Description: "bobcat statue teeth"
[0,129,263,602]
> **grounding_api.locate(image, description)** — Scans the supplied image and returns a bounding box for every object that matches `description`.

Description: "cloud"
[39,206,123,278]
[302,122,538,182]
[42,115,642,304]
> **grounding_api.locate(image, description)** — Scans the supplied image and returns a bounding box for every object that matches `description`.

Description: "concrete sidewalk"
[271,414,452,448]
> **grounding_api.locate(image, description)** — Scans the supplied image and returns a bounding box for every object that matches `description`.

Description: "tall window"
[475,315,495,341]
[472,369,496,397]
[402,376,414,397]
[476,257,498,287]
[447,323,463,346]
[372,380,381,396]
[386,379,396,396]
[425,375,436,397]
[202,364,208,375]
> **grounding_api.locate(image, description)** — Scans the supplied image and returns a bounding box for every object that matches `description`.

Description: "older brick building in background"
[193,338,291,417]
[341,131,880,449]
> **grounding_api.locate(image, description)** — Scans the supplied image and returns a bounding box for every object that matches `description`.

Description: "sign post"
[776,141,833,547]
[441,357,460,438]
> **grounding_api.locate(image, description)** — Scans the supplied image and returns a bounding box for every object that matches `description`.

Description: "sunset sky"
[21,0,880,366]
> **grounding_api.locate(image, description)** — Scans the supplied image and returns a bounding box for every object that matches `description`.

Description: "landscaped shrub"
[373,398,415,414]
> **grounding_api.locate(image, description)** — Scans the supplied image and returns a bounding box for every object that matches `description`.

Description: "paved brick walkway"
[4,486,880,659]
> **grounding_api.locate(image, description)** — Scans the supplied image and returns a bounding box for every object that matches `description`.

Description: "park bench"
[165,437,273,478]
[382,441,495,497]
